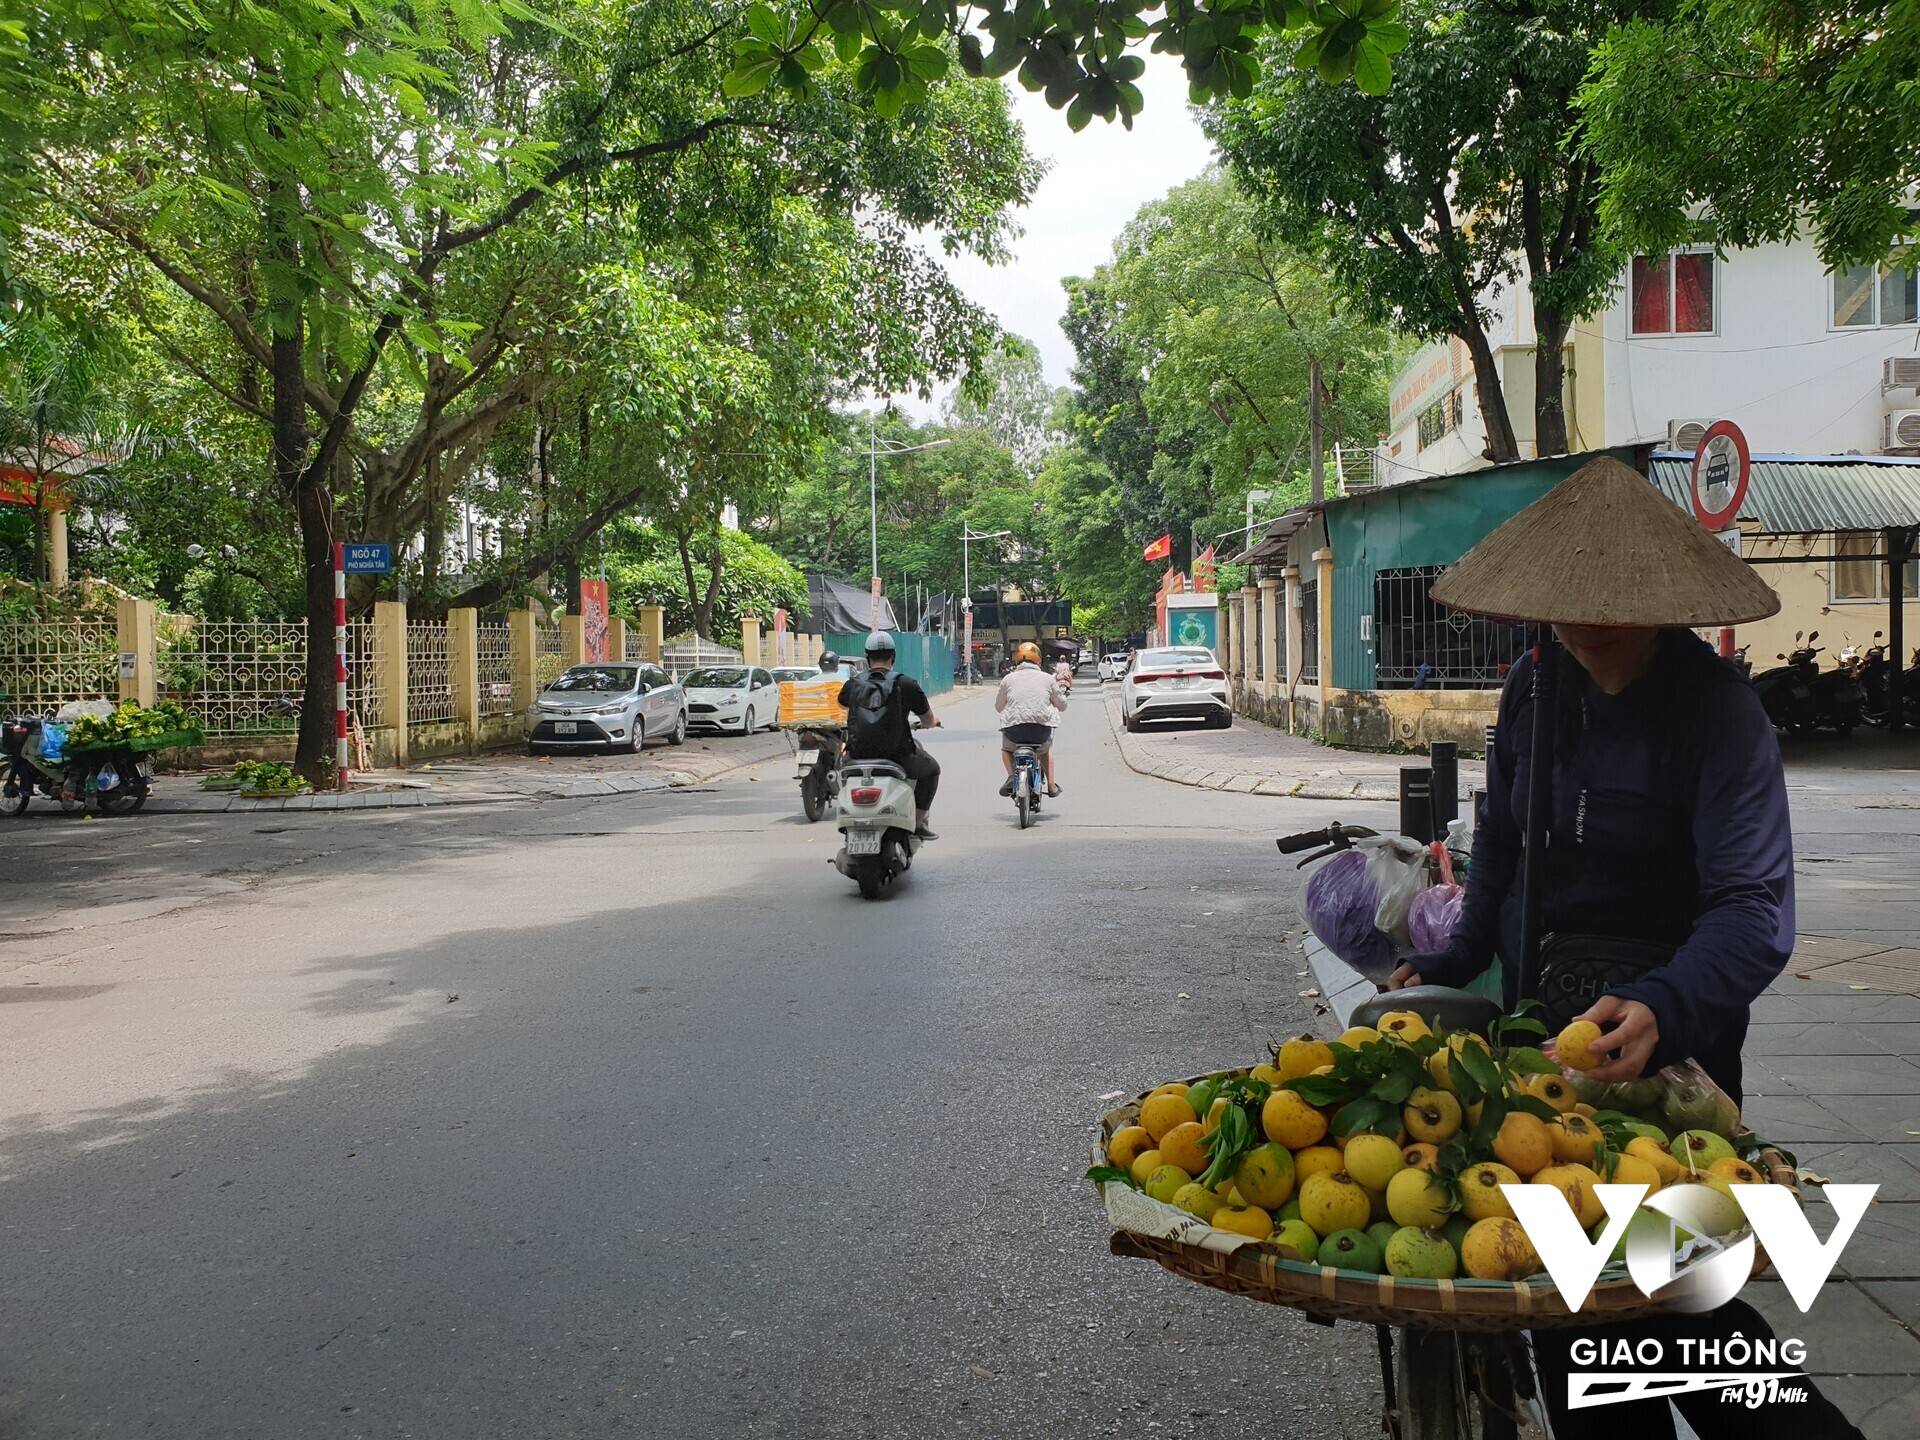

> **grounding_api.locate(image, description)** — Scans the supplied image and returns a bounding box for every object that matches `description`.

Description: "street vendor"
[1388,456,1790,1107]
[1391,456,1862,1440]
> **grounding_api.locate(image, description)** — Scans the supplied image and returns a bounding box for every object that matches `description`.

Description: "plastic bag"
[1568,1057,1744,1139]
[1407,843,1465,953]
[1360,835,1430,949]
[1303,848,1395,982]
[54,699,114,723]
[34,722,68,763]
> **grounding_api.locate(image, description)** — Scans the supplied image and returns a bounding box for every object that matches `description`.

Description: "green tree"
[1209,0,1631,461]
[603,521,806,648]
[942,336,1066,468]
[1037,444,1156,638]
[1577,0,1920,270]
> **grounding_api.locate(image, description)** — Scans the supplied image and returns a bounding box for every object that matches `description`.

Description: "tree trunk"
[422,448,443,611]
[1461,328,1520,464]
[1533,313,1571,458]
[558,553,582,613]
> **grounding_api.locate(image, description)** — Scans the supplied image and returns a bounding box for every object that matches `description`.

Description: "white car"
[1098,652,1132,681]
[683,665,782,734]
[771,665,828,685]
[528,663,688,753]
[1119,646,1231,731]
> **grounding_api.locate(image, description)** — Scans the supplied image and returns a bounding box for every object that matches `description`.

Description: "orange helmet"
[1015,641,1042,665]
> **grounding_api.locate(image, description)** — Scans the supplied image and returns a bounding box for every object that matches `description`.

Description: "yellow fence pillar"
[114,595,156,707]
[608,615,627,664]
[373,599,409,767]
[561,611,586,666]
[48,509,70,587]
[1219,600,1235,681]
[1283,565,1302,688]
[1258,577,1281,701]
[1314,547,1336,714]
[637,605,665,664]
[741,615,762,669]
[509,605,538,721]
[1239,584,1259,686]
[447,607,480,753]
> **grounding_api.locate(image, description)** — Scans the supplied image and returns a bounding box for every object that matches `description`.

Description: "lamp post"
[961,524,1010,684]
[853,421,951,627]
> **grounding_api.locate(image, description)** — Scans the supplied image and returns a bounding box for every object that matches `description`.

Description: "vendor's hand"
[1388,962,1422,990]
[1573,996,1659,1082]
[922,712,940,728]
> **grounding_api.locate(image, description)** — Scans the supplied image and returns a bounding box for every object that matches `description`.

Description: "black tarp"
[804,574,899,633]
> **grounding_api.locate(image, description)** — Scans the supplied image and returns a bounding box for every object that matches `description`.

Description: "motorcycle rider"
[837,631,942,840]
[996,640,1068,798]
[1051,655,1074,691]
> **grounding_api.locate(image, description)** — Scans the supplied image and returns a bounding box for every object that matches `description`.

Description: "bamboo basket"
[1097,1070,1795,1333]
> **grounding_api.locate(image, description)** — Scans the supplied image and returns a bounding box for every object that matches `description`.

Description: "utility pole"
[1309,357,1325,506]
[852,420,949,630]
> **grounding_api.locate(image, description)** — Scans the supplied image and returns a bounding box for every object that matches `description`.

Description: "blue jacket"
[1425,629,1792,1100]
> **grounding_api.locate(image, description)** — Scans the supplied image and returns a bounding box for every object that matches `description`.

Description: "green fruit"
[1144,1163,1191,1204]
[1272,1218,1321,1260]
[1620,1120,1669,1146]
[1171,1182,1223,1221]
[1366,1220,1401,1252]
[1318,1227,1386,1274]
[1186,1079,1220,1123]
[1440,1214,1473,1265]
[1384,1226,1459,1279]
[1278,1196,1304,1226]
[1669,1129,1737,1173]
[1659,1083,1723,1135]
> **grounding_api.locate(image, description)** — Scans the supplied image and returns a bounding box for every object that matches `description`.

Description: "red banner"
[1193,545,1217,593]
[0,466,71,512]
[580,579,610,662]
[1142,533,1171,563]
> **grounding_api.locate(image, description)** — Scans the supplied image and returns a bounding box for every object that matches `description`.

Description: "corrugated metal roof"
[1226,505,1316,564]
[1646,453,1920,534]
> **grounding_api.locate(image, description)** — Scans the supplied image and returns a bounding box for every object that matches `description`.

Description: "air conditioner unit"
[1886,410,1920,450]
[1884,357,1920,390]
[1667,418,1713,452]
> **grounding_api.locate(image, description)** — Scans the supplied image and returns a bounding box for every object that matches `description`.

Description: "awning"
[1227,505,1317,564]
[1646,453,1920,536]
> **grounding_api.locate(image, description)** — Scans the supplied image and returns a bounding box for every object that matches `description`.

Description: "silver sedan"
[528,663,688,753]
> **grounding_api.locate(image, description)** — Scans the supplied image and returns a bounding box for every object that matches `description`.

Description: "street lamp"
[853,421,951,627]
[961,525,1009,684]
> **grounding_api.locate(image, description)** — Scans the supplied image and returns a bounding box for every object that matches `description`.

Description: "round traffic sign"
[1690,420,1751,531]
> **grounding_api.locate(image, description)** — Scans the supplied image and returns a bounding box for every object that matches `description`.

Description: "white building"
[1377,237,1920,480]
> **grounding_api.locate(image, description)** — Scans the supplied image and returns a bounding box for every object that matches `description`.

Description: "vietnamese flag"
[1142,533,1172,563]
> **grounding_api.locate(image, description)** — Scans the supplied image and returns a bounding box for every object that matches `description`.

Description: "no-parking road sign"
[1689,420,1751,532]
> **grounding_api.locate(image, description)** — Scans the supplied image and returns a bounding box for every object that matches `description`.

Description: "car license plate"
[554,721,578,734]
[844,830,882,855]
[797,749,820,766]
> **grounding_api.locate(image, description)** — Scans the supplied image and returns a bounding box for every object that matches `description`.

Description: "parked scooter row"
[1750,630,1866,736]
[3,716,153,815]
[1843,632,1920,730]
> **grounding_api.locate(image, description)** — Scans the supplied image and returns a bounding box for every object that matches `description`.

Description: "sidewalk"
[1102,686,1485,800]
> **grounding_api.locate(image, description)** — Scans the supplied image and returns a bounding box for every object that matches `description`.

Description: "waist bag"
[1536,932,1676,1031]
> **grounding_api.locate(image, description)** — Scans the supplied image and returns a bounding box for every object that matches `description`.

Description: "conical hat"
[1428,456,1780,626]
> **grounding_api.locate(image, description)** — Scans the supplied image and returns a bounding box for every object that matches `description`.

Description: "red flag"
[1193,545,1217,592]
[1142,533,1172,563]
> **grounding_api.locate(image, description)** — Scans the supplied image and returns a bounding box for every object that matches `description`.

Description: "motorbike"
[831,755,922,899]
[1009,743,1044,829]
[1752,630,1861,735]
[3,716,153,816]
[794,724,843,822]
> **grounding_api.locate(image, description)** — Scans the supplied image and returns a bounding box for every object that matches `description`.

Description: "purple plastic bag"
[1304,848,1395,981]
[1407,883,1464,954]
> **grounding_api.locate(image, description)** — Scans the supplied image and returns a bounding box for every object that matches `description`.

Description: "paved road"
[0,690,1396,1439]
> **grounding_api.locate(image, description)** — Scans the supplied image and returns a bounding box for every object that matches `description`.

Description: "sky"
[893,53,1216,419]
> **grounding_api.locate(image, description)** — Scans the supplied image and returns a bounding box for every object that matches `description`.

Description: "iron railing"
[406,622,455,725]
[477,623,516,717]
[159,620,305,737]
[1298,579,1319,685]
[1372,566,1527,689]
[0,618,118,712]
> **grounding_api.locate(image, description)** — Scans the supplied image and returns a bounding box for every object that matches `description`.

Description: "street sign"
[1690,421,1751,531]
[342,542,392,574]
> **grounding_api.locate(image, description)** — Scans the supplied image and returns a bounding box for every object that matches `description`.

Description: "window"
[1372,567,1529,689]
[1417,389,1462,449]
[1630,250,1715,335]
[1831,532,1920,601]
[1833,250,1918,327]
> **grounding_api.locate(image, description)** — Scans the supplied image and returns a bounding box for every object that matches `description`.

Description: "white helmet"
[863,630,895,656]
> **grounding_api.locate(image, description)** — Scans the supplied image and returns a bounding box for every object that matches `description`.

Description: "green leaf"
[1351,39,1389,95]
[746,3,783,43]
[1458,1042,1502,1094]
[1373,1067,1418,1105]
[1284,1075,1351,1106]
[722,56,780,97]
[1085,1164,1139,1188]
[1333,1096,1394,1137]
[1512,1094,1561,1123]
[1505,1046,1562,1077]
[834,25,864,61]
[1367,20,1409,53]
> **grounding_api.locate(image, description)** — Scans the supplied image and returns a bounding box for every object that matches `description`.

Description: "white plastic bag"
[1356,835,1430,949]
[55,698,114,723]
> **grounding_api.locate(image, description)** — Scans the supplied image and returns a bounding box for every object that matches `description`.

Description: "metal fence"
[1248,594,1264,682]
[159,620,305,737]
[345,618,386,728]
[1298,579,1319,685]
[477,622,516,717]
[406,621,454,725]
[535,623,566,687]
[0,618,118,711]
[660,636,743,676]
[623,630,650,663]
[1372,566,1527,688]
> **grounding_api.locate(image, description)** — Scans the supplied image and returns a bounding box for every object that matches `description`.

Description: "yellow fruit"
[1376,1011,1432,1044]
[1108,1125,1152,1171]
[1144,1163,1191,1204]
[1128,1148,1165,1186]
[1403,1087,1464,1145]
[1709,1156,1766,1186]
[1525,1074,1579,1115]
[1249,1063,1287,1087]
[1342,1132,1409,1191]
[1212,1204,1273,1240]
[1261,1089,1329,1150]
[1337,1025,1380,1048]
[1202,1097,1230,1136]
[1466,1100,1485,1129]
[1299,1172,1373,1238]
[1461,1218,1542,1281]
[1292,1145,1345,1185]
[1459,1161,1522,1221]
[1609,1153,1662,1193]
[1402,1142,1441,1173]
[1387,1167,1452,1229]
[1492,1111,1554,1178]
[1236,1144,1298,1210]
[1625,1137,1683,1187]
[1309,1064,1335,1077]
[1141,1091,1199,1142]
[1549,1114,1603,1166]
[1533,1164,1604,1228]
[1573,1102,1598,1118]
[1172,1182,1223,1221]
[1148,1081,1189,1098]
[1556,1020,1606,1071]
[1160,1121,1212,1176]
[1278,1036,1336,1081]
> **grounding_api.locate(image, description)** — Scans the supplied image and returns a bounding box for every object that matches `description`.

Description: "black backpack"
[845,670,901,754]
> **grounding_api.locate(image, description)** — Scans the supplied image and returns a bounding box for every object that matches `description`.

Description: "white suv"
[1098,652,1132,682]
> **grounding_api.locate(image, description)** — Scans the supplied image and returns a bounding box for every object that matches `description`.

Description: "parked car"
[528,663,687,754]
[1098,651,1132,681]
[1119,646,1231,731]
[770,665,828,685]
[683,666,782,734]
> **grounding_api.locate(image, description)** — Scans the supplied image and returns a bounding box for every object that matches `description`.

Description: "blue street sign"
[343,542,392,575]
